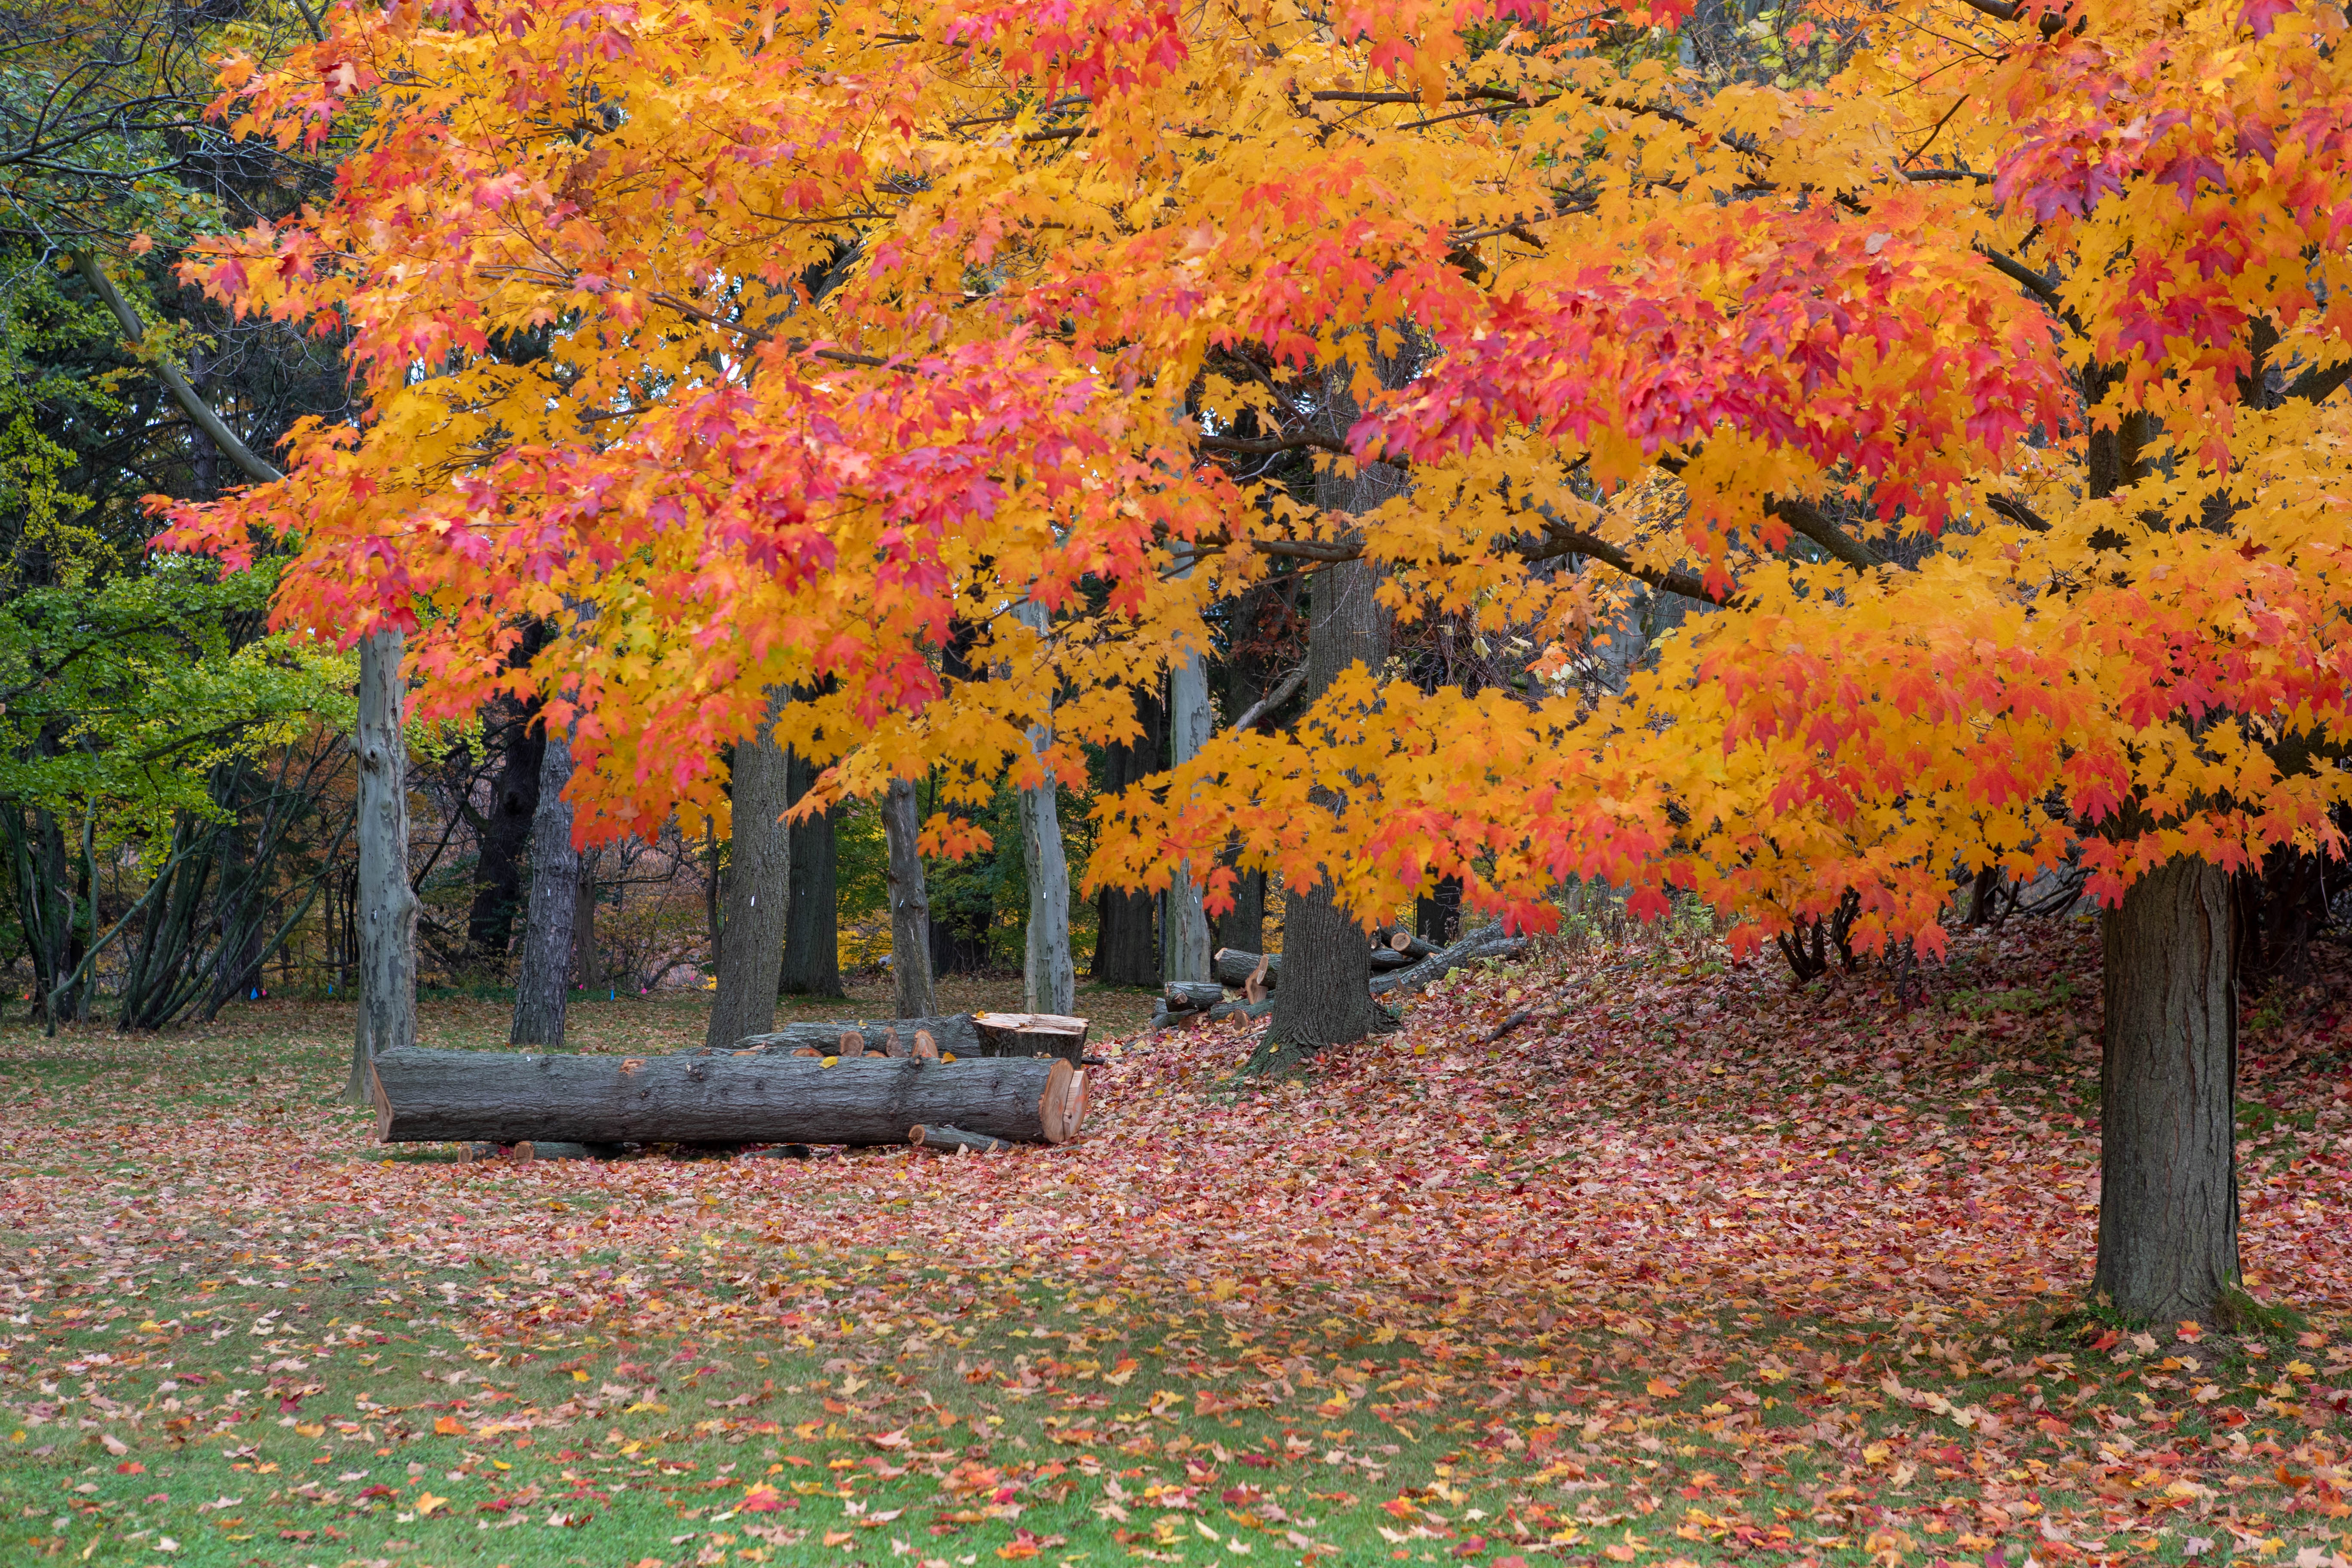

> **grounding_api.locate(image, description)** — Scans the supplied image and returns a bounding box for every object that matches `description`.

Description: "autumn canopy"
[162,0,2352,1319]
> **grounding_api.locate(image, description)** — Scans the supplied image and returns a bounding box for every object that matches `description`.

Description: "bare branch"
[1228,662,1308,732]
[74,251,284,486]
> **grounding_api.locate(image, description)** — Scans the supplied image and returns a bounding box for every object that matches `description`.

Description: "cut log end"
[838,1029,865,1058]
[1037,1057,1075,1143]
[369,1059,395,1143]
[914,1029,939,1060]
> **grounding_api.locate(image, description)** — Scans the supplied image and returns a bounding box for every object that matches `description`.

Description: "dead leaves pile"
[4,917,2352,1567]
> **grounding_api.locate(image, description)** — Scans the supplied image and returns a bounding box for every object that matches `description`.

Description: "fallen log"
[971,1012,1090,1063]
[1163,981,1225,1012]
[911,1124,1010,1155]
[1212,947,1283,989]
[1367,946,1413,972]
[731,1013,983,1057]
[369,1046,1084,1146]
[1369,925,1528,996]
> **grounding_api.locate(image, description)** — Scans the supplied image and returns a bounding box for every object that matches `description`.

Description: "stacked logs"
[1148,922,1529,1029]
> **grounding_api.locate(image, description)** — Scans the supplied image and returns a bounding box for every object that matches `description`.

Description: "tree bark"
[781,741,844,996]
[1416,877,1463,944]
[1215,866,1266,956]
[883,775,937,1018]
[573,856,598,989]
[1164,643,1215,984]
[707,690,793,1048]
[734,1012,982,1056]
[369,1046,1082,1147]
[344,630,418,1103]
[508,717,579,1047]
[464,695,542,968]
[1013,601,1077,1015]
[2094,856,2242,1324]
[1255,357,1411,1069]
[1091,684,1163,984]
[972,1011,1089,1063]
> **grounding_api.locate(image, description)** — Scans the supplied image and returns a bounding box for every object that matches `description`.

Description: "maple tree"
[159,0,2352,1326]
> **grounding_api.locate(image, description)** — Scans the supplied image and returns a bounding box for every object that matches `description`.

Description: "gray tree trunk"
[343,631,418,1103]
[572,857,598,989]
[706,691,793,1048]
[2094,856,2242,1323]
[781,743,844,996]
[1256,360,1409,1070]
[1014,600,1076,1015]
[508,718,579,1047]
[883,775,937,1019]
[1163,645,1214,984]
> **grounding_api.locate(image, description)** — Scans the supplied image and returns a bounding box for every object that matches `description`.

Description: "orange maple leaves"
[152,0,2352,951]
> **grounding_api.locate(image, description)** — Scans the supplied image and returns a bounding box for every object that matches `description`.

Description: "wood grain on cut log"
[971,1012,1090,1063]
[732,1014,983,1057]
[370,1047,1077,1146]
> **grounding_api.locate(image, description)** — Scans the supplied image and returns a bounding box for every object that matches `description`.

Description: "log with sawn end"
[368,1046,1085,1147]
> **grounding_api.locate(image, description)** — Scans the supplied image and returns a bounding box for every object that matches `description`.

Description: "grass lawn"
[4,924,2352,1568]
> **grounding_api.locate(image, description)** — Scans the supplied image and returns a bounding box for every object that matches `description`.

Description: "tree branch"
[1767,496,1887,570]
[1975,244,2059,303]
[1197,430,1352,458]
[2285,360,2352,406]
[74,251,283,485]
[1228,662,1308,732]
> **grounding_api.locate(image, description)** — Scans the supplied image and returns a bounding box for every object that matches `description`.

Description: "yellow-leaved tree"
[164,0,2352,1323]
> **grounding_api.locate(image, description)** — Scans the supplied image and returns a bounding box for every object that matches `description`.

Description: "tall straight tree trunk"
[781,743,844,996]
[572,857,598,989]
[1257,357,1409,1069]
[1013,601,1076,1015]
[343,630,418,1102]
[706,691,793,1047]
[1216,865,1266,954]
[1163,644,1214,985]
[509,717,579,1047]
[2095,856,2242,1323]
[1259,553,1394,1065]
[883,775,937,1019]
[1090,684,1163,984]
[464,695,542,968]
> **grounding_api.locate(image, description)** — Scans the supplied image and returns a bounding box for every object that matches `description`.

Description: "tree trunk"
[344,630,418,1103]
[781,742,844,996]
[1090,684,1163,984]
[573,856,598,989]
[1259,552,1396,1064]
[1014,602,1077,1015]
[1216,866,1266,956]
[1416,876,1462,944]
[706,690,793,1048]
[1256,358,1409,1069]
[2094,856,2242,1325]
[369,1045,1084,1147]
[883,775,937,1018]
[1164,646,1214,984]
[464,695,542,968]
[508,717,579,1047]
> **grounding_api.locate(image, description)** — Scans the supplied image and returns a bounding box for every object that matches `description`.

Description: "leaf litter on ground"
[3,922,2351,1568]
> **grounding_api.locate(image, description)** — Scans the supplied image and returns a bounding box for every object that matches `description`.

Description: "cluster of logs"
[1148,923,1530,1029]
[371,1011,1096,1158]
